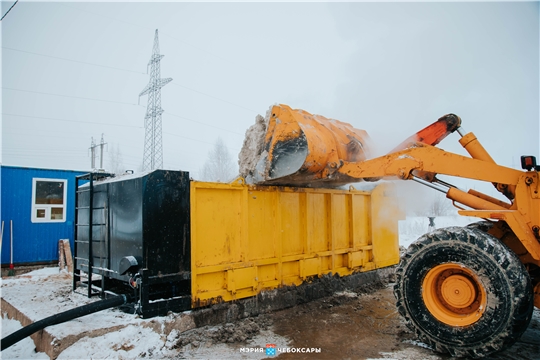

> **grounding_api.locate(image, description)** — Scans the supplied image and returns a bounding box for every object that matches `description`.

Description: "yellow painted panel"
[247,191,276,260]
[279,192,303,256]
[257,264,278,283]
[348,251,364,268]
[306,193,329,253]
[331,194,351,250]
[335,254,345,269]
[352,195,370,247]
[282,261,299,278]
[321,256,331,272]
[365,249,373,264]
[334,267,350,276]
[190,181,401,307]
[195,272,226,294]
[301,257,320,278]
[227,267,256,293]
[193,187,242,267]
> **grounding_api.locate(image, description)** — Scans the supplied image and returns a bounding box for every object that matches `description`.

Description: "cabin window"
[31,178,67,223]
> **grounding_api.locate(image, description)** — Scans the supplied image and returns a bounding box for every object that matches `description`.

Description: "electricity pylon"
[139,29,172,171]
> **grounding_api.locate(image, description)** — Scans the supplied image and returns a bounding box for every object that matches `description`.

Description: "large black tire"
[394,226,534,358]
[465,220,494,233]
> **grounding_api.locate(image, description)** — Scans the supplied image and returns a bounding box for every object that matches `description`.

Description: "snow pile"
[238,113,268,180]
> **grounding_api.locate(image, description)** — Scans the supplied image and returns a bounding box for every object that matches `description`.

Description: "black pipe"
[1,294,132,351]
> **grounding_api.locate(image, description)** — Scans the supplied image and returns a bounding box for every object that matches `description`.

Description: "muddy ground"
[2,269,539,359]
[174,282,540,360]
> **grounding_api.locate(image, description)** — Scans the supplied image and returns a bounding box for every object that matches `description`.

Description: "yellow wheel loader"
[241,104,539,358]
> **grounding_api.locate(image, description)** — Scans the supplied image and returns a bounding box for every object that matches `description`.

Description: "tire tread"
[394,225,534,358]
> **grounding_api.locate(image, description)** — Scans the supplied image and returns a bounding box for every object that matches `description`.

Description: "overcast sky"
[1,1,538,197]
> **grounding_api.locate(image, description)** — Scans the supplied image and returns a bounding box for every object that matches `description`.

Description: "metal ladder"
[73,172,113,298]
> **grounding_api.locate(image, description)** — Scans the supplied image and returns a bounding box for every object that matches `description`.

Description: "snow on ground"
[1,267,290,359]
[1,314,49,359]
[0,269,147,340]
[56,324,171,359]
[372,348,441,360]
[0,216,492,359]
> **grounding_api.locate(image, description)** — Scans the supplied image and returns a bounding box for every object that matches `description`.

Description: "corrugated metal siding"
[190,180,402,307]
[1,166,86,265]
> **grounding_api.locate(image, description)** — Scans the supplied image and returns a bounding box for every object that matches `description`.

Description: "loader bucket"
[239,104,373,187]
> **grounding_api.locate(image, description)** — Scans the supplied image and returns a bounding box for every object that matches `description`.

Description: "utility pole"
[99,134,107,170]
[89,137,97,169]
[139,29,172,171]
[89,135,107,170]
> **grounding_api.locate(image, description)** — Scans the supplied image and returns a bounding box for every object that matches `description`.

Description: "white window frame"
[31,178,68,223]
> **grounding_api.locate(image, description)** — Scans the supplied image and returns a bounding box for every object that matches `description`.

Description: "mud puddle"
[269,284,539,360]
[270,285,440,359]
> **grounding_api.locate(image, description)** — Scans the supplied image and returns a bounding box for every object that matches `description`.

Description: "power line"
[6,130,141,147]
[4,152,88,158]
[59,3,155,32]
[5,131,142,156]
[4,49,260,115]
[4,86,248,136]
[3,149,87,154]
[1,0,18,21]
[169,82,258,114]
[54,3,263,113]
[164,112,243,136]
[3,112,240,150]
[7,130,90,140]
[164,131,240,152]
[2,47,146,75]
[3,113,144,129]
[6,83,257,126]
[3,87,144,107]
[58,3,235,66]
[2,147,142,161]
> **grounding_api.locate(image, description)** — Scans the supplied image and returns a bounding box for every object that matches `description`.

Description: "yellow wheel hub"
[422,263,487,326]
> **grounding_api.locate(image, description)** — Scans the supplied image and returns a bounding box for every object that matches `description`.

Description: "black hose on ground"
[1,294,132,351]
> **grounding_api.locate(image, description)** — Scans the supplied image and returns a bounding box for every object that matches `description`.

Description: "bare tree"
[107,144,125,175]
[416,192,456,217]
[200,137,237,182]
[396,180,456,217]
[430,193,456,216]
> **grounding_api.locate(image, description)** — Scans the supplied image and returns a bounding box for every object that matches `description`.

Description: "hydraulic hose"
[1,294,132,351]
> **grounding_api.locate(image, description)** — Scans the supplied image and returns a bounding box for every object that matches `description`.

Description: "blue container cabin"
[1,166,86,266]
